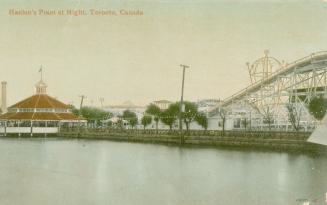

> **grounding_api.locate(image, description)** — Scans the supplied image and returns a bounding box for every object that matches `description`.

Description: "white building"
[0,79,86,136]
[104,101,145,118]
[196,99,220,114]
[207,100,316,131]
[153,100,172,110]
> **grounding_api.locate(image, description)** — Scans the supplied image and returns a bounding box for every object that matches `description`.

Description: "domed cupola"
[35,66,47,94]
[35,79,47,94]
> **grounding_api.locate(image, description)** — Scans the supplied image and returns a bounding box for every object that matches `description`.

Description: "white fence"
[0,127,59,134]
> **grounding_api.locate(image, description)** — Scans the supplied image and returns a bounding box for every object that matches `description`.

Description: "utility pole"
[179,64,189,145]
[79,95,86,110]
[78,95,86,135]
[79,95,86,120]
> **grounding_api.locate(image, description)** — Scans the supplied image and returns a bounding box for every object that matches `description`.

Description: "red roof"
[9,94,69,109]
[0,93,84,121]
[0,112,83,121]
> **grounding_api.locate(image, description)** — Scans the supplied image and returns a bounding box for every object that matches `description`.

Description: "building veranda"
[0,79,86,136]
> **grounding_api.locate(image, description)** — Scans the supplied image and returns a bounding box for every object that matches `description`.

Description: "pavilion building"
[0,79,86,136]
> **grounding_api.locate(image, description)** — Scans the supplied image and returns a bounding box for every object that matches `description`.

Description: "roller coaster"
[209,50,327,130]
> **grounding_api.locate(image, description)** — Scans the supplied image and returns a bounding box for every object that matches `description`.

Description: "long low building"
[0,78,86,136]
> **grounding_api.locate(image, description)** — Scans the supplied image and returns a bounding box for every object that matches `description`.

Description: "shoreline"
[2,130,326,154]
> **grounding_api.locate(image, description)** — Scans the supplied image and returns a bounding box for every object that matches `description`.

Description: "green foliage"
[145,101,203,131]
[160,101,204,131]
[309,96,327,120]
[195,112,208,130]
[181,101,198,131]
[107,121,113,128]
[141,115,152,129]
[116,118,124,129]
[145,104,161,122]
[69,105,112,123]
[80,106,112,121]
[161,103,179,130]
[122,110,138,128]
[68,104,80,116]
[145,104,162,131]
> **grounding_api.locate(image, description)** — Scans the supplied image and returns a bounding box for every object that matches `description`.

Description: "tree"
[145,104,162,133]
[181,101,198,132]
[241,118,249,130]
[68,104,80,116]
[141,115,152,130]
[116,118,124,129]
[161,103,179,130]
[195,112,208,130]
[309,96,327,120]
[69,105,112,127]
[122,110,138,129]
[107,120,113,128]
[263,107,274,131]
[218,107,227,134]
[286,103,302,131]
[80,107,112,120]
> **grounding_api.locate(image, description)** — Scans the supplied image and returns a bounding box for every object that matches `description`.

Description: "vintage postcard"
[0,0,327,204]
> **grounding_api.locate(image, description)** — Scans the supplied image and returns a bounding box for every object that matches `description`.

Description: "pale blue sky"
[0,0,327,106]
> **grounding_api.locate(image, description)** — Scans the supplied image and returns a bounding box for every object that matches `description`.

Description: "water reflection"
[0,138,326,205]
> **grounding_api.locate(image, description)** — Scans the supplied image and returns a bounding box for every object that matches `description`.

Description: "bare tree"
[218,107,227,135]
[263,107,274,131]
[286,103,302,131]
[241,118,249,131]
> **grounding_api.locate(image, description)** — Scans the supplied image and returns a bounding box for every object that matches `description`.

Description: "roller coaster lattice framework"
[210,50,327,129]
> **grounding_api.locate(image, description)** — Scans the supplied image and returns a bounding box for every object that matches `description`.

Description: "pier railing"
[55,128,325,151]
[59,127,310,139]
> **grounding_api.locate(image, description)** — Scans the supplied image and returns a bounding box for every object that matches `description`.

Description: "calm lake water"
[0,138,326,205]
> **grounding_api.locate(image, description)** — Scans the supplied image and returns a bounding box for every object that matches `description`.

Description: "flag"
[39,66,43,80]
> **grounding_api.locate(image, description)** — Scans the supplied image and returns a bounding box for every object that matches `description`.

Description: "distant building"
[196,99,221,114]
[207,100,315,131]
[104,101,145,117]
[153,100,172,110]
[0,78,86,136]
[207,101,262,131]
